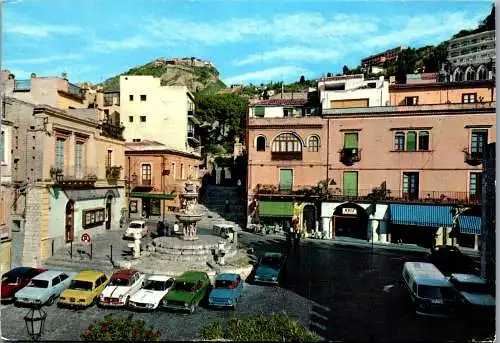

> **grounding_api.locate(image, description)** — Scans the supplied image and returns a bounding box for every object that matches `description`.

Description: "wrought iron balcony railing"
[271,151,303,161]
[100,121,125,140]
[463,148,484,165]
[339,148,361,165]
[50,166,98,187]
[14,79,31,92]
[67,82,86,100]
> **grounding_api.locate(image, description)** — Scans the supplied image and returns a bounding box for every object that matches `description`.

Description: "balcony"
[68,82,86,99]
[187,130,200,146]
[105,165,122,185]
[50,166,97,188]
[271,151,303,161]
[100,121,125,141]
[339,148,361,165]
[463,148,484,166]
[103,92,120,106]
[14,79,31,92]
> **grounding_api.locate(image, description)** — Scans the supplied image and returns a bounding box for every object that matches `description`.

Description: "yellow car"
[57,271,109,308]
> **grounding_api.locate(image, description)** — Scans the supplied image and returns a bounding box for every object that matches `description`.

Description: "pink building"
[247,80,495,250]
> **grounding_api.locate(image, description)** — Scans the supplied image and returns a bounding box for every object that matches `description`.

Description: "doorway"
[65,200,75,242]
[142,198,151,218]
[106,196,112,230]
[332,203,369,240]
[303,205,316,233]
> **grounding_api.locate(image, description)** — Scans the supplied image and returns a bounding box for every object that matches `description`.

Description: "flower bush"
[201,312,318,341]
[80,314,161,341]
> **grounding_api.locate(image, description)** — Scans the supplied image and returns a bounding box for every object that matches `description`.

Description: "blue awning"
[389,204,453,227]
[458,216,482,235]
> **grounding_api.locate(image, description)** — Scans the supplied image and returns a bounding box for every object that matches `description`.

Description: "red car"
[1,267,46,302]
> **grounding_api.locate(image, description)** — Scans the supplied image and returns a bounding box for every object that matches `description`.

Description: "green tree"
[299,75,305,84]
[326,72,332,77]
[342,65,350,75]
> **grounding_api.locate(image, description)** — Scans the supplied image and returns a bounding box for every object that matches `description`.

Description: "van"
[402,262,457,317]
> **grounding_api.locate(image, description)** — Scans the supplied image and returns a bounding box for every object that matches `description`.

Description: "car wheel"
[92,297,98,306]
[125,296,130,306]
[189,304,195,314]
[46,295,55,306]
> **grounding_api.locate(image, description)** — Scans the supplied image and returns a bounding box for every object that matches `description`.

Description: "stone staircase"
[201,185,246,223]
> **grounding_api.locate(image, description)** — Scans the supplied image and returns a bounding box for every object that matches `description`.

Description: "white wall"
[321,81,389,110]
[250,106,285,118]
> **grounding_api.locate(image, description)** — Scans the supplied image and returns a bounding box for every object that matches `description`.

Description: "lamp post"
[24,306,47,341]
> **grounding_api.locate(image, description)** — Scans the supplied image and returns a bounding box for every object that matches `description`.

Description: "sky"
[1,0,493,86]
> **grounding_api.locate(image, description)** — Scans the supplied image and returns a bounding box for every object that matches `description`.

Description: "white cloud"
[234,46,344,66]
[4,23,83,38]
[4,53,83,65]
[223,66,310,85]
[90,35,154,52]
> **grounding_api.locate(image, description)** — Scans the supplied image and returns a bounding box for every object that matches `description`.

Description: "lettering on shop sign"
[342,208,357,215]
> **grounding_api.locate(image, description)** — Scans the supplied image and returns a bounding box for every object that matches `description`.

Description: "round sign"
[81,233,91,243]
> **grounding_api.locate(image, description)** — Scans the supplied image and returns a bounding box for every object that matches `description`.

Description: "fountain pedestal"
[176,182,202,241]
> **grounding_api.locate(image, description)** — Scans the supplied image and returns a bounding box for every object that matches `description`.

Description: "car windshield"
[109,277,131,287]
[69,280,93,291]
[173,281,196,292]
[260,256,281,269]
[28,279,49,288]
[129,223,143,228]
[144,279,172,291]
[215,280,238,289]
[418,285,454,300]
[455,281,490,294]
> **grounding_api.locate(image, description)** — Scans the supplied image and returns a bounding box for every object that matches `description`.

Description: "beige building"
[5,97,125,267]
[119,75,200,155]
[0,113,14,273]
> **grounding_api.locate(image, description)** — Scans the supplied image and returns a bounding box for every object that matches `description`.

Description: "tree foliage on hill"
[453,4,495,39]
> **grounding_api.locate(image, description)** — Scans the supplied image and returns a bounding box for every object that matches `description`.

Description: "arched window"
[256,136,266,151]
[453,68,464,82]
[272,133,302,152]
[394,131,405,151]
[308,136,320,152]
[465,67,475,81]
[477,66,488,80]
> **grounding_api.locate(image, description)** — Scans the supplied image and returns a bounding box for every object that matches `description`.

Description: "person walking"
[292,216,301,250]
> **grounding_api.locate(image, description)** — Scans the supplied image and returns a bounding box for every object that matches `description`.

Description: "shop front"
[129,192,177,220]
[257,200,294,232]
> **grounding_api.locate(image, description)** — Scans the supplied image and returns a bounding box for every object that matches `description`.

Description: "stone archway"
[65,200,75,242]
[332,202,369,240]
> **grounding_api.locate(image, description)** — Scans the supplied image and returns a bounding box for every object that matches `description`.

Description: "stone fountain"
[176,182,203,241]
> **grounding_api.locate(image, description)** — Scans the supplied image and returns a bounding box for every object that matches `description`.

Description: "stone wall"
[20,185,45,267]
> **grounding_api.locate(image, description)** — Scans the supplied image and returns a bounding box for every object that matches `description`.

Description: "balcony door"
[471,130,487,158]
[469,172,483,202]
[403,172,419,200]
[343,171,358,197]
[141,164,152,186]
[279,169,293,193]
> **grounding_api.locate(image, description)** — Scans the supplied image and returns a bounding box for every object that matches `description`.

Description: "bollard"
[90,242,93,260]
[70,241,73,259]
[51,240,54,257]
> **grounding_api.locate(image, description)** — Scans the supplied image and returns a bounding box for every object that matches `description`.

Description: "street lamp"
[24,306,47,341]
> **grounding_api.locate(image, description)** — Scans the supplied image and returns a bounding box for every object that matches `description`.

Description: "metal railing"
[100,121,125,140]
[463,148,484,164]
[14,79,31,91]
[271,151,303,161]
[51,166,99,182]
[339,148,361,164]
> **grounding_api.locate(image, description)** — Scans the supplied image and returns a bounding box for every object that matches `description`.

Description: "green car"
[160,271,211,314]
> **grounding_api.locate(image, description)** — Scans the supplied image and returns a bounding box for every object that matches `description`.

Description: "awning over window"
[458,216,482,235]
[130,192,177,199]
[259,201,294,217]
[64,188,120,201]
[389,204,453,227]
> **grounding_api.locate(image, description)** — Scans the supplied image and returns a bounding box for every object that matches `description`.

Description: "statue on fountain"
[176,182,202,241]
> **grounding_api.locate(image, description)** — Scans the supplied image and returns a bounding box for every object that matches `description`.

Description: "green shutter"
[344,133,358,149]
[279,169,293,193]
[259,201,294,217]
[406,131,416,151]
[343,172,358,196]
[254,107,265,117]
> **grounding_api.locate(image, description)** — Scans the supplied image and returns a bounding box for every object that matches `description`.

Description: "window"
[140,95,147,101]
[271,133,302,152]
[403,172,419,200]
[404,96,419,106]
[129,95,134,101]
[308,136,320,152]
[151,199,161,215]
[283,108,292,117]
[129,116,134,122]
[142,164,152,184]
[462,93,476,103]
[256,136,266,151]
[75,142,84,178]
[106,150,112,168]
[0,131,4,163]
[466,69,475,81]
[394,131,405,151]
[343,171,358,197]
[469,172,482,201]
[140,116,146,122]
[406,131,416,151]
[254,107,265,117]
[181,164,185,179]
[82,208,105,228]
[104,109,109,116]
[171,162,176,179]
[129,200,138,213]
[471,129,487,154]
[56,138,65,170]
[478,68,488,80]
[418,131,429,151]
[52,277,60,286]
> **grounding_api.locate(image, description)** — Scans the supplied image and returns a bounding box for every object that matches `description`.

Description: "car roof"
[177,271,207,281]
[3,267,36,276]
[263,252,282,258]
[74,270,105,281]
[34,270,66,280]
[130,220,145,225]
[148,275,173,282]
[451,273,486,284]
[111,269,138,279]
[217,273,239,281]
[404,262,451,287]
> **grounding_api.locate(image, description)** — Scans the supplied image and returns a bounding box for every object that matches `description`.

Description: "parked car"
[124,220,148,239]
[128,275,174,310]
[254,252,287,285]
[99,269,146,307]
[449,273,495,319]
[1,267,46,302]
[427,245,479,276]
[58,271,109,308]
[161,271,211,314]
[208,273,244,309]
[14,270,76,307]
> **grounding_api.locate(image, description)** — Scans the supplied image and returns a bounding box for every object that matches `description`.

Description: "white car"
[99,269,146,307]
[124,220,148,239]
[128,275,174,310]
[15,270,76,306]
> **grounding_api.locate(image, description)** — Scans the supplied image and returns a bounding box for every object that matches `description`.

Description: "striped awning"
[259,201,294,217]
[389,204,453,227]
[458,216,482,235]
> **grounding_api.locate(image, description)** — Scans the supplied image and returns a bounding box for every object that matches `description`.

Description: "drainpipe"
[161,155,165,221]
[326,118,330,184]
[127,156,131,220]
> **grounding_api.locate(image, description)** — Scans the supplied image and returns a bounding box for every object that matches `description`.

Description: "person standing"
[292,216,301,249]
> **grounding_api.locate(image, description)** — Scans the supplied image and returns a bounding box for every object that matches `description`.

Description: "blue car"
[254,252,287,285]
[208,273,244,309]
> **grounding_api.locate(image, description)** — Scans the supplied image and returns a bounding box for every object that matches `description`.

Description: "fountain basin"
[175,214,203,223]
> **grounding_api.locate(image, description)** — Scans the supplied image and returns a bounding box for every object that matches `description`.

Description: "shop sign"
[342,207,357,215]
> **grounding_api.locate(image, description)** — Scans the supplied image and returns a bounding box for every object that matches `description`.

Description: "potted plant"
[106,165,122,184]
[49,167,63,180]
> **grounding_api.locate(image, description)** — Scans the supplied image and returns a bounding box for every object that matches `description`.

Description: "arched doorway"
[65,200,75,242]
[303,204,316,233]
[106,195,112,230]
[332,203,369,240]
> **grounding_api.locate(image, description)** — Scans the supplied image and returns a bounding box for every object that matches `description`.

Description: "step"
[154,246,213,256]
[42,260,115,273]
[151,253,210,262]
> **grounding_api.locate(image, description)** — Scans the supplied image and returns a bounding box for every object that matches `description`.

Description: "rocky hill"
[100,57,226,94]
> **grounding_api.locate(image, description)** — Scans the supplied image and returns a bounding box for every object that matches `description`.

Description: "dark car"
[427,245,479,276]
[254,252,287,285]
[1,267,46,302]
